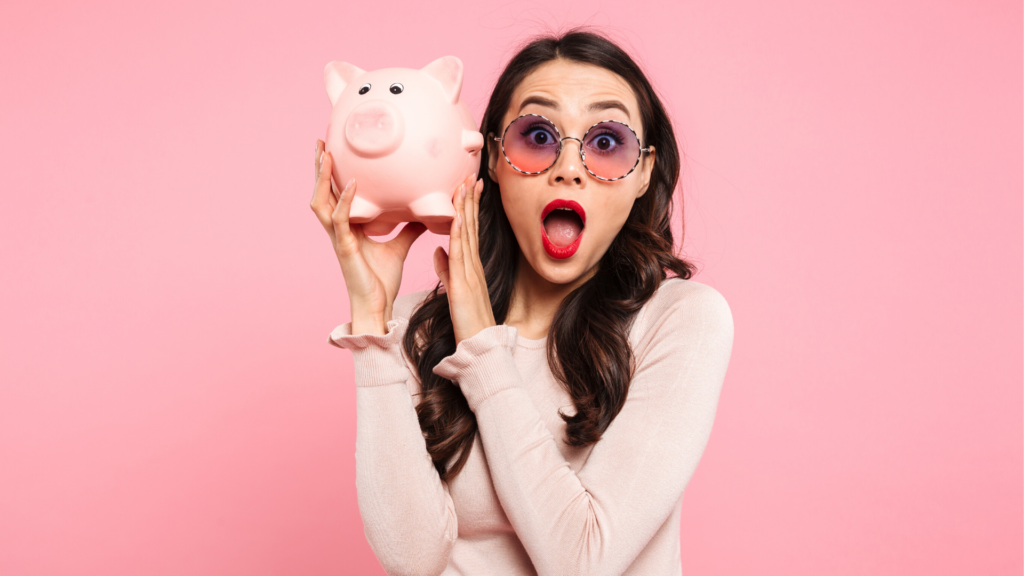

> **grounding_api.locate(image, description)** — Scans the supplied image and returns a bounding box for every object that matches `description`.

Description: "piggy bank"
[323,56,483,236]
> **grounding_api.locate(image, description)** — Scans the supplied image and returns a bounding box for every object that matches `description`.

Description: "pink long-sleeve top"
[327,277,734,576]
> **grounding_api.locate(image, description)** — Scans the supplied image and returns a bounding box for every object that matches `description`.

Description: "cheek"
[588,197,636,246]
[498,184,533,234]
[496,169,539,230]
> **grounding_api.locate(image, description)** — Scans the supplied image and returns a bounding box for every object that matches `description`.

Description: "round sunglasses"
[493,114,652,181]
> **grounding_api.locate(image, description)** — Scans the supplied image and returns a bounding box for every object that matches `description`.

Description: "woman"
[310,29,734,576]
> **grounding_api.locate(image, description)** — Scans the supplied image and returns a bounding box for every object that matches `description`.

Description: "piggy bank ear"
[421,56,464,104]
[324,61,366,106]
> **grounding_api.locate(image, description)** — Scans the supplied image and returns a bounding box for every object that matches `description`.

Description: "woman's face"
[487,59,655,287]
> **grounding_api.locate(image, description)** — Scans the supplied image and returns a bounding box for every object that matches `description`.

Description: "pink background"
[1,0,1020,574]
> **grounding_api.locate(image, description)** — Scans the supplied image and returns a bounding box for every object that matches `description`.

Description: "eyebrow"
[517,96,632,121]
[586,100,632,120]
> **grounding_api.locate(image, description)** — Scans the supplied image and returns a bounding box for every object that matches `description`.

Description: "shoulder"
[393,288,434,321]
[631,277,734,363]
[640,277,733,330]
[653,277,732,324]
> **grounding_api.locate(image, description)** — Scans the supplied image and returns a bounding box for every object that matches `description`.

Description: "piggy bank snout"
[344,100,405,157]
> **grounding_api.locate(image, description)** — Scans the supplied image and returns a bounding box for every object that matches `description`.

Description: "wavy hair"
[402,28,695,481]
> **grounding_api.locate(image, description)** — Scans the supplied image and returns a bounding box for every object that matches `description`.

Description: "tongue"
[543,211,583,247]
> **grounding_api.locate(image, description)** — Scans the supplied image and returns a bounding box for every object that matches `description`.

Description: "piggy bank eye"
[389,83,404,95]
[358,84,371,95]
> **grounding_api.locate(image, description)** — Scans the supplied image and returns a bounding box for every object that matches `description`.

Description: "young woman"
[310,29,734,576]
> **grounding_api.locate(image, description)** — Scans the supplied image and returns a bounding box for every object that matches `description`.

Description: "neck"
[505,251,596,340]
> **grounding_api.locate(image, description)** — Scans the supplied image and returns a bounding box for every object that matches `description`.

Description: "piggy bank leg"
[409,192,457,235]
[345,194,384,222]
[360,219,400,236]
[331,179,386,223]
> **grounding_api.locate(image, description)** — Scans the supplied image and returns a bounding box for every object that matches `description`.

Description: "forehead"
[508,60,639,123]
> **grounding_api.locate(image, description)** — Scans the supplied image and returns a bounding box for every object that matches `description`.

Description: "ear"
[420,56,464,104]
[637,145,656,198]
[324,61,366,106]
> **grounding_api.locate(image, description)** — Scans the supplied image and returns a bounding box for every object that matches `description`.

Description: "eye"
[358,84,371,95]
[585,128,627,155]
[529,129,551,145]
[519,121,558,147]
[594,135,615,150]
[389,83,404,95]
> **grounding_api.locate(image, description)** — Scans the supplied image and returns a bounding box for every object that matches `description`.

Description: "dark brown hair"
[402,28,695,481]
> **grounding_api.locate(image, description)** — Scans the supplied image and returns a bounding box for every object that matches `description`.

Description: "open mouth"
[541,199,586,259]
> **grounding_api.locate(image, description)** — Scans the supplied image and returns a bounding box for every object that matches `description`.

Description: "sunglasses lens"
[503,116,560,173]
[582,121,641,180]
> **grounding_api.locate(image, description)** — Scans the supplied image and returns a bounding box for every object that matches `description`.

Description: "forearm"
[472,387,606,576]
[330,318,456,576]
[355,382,456,576]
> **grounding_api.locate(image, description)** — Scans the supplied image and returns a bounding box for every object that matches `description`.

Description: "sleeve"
[431,285,734,576]
[328,315,457,576]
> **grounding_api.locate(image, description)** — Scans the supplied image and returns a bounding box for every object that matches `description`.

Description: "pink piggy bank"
[323,56,483,236]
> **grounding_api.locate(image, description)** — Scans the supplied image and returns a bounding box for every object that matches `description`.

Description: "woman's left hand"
[433,173,497,346]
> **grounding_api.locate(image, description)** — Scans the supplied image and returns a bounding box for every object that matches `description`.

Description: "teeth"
[547,207,582,218]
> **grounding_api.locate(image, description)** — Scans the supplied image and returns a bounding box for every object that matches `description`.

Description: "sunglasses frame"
[492,113,652,182]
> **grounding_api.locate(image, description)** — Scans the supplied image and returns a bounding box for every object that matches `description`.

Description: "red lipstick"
[540,199,586,259]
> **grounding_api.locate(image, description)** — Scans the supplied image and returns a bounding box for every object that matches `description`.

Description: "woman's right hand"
[310,140,428,335]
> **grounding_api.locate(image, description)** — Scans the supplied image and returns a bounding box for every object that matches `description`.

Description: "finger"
[466,175,478,248]
[468,178,482,265]
[330,177,341,201]
[331,180,356,243]
[433,246,451,292]
[387,221,428,261]
[458,173,475,273]
[326,154,357,241]
[448,183,466,283]
[318,143,342,203]
[314,140,324,182]
[311,150,338,228]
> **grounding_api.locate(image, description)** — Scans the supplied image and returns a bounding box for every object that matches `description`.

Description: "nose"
[549,137,586,186]
[345,100,405,158]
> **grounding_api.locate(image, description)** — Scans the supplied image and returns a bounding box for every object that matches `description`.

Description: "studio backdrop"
[0,0,1020,574]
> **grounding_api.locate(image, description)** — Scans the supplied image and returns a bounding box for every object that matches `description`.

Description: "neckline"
[515,333,548,349]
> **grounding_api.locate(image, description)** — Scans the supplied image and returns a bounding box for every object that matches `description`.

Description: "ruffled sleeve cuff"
[432,324,521,411]
[327,317,412,388]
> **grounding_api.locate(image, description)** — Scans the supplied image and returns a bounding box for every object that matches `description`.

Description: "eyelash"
[521,122,556,134]
[588,129,625,146]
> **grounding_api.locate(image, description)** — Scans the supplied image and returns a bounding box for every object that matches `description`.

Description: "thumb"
[390,221,428,259]
[433,246,450,289]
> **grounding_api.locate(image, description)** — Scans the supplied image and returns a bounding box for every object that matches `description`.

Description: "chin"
[527,249,592,286]
[539,267,584,286]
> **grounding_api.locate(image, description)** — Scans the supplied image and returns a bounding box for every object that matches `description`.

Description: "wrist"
[350,313,388,336]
